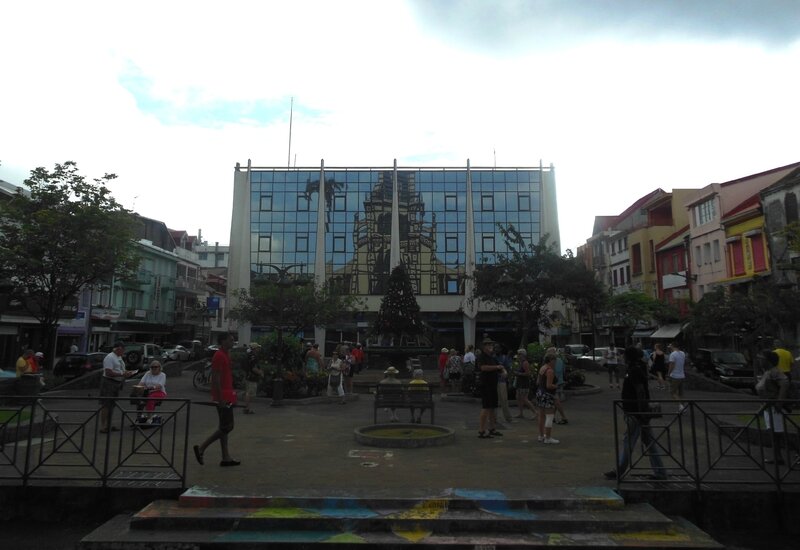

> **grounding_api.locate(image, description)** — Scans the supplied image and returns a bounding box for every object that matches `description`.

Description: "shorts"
[480,383,499,409]
[99,377,123,408]
[669,377,685,397]
[535,389,556,410]
[245,381,258,398]
[217,405,235,434]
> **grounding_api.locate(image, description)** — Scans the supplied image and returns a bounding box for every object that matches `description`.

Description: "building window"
[297,194,309,211]
[786,192,798,223]
[648,240,655,272]
[198,252,208,260]
[613,270,618,286]
[712,239,720,262]
[611,241,616,255]
[333,235,345,252]
[334,195,346,211]
[631,243,642,275]
[750,233,767,272]
[446,277,459,294]
[260,195,272,211]
[730,240,745,276]
[626,265,630,282]
[694,198,716,226]
[482,235,495,252]
[446,234,458,252]
[518,194,530,211]
[481,194,494,211]
[258,236,271,252]
[695,245,702,267]
[703,242,711,264]
[445,194,457,211]
[296,235,308,252]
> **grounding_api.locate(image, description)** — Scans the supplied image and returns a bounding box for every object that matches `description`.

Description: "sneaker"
[488,429,503,437]
[537,435,545,442]
[478,432,493,439]
[543,437,560,444]
[603,470,617,480]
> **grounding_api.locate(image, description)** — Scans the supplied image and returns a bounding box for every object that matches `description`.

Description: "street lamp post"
[257,263,308,406]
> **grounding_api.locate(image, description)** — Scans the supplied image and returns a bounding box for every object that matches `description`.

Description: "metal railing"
[0,395,191,488]
[612,398,800,492]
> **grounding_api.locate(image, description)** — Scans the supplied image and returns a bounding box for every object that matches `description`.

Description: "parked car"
[123,343,163,371]
[179,340,204,360]
[53,352,106,378]
[562,344,589,365]
[580,347,613,364]
[162,345,191,362]
[693,348,757,390]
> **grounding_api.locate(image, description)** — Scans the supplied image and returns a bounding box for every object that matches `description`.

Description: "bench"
[373,384,435,424]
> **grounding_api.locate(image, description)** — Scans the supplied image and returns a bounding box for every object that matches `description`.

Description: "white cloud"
[1,0,799,253]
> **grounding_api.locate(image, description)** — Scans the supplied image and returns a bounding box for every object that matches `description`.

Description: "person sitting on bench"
[379,366,402,422]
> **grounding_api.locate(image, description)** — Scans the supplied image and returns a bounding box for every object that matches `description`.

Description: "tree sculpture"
[371,263,424,344]
[0,161,139,366]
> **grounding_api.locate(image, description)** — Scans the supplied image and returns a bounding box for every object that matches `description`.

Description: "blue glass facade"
[249,170,319,277]
[247,167,543,296]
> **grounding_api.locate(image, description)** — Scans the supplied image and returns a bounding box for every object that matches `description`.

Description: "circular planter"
[354,424,455,448]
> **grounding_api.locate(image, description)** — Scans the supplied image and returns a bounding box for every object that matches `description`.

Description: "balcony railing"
[175,276,206,294]
[119,308,175,324]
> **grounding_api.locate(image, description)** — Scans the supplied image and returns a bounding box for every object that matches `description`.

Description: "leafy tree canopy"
[472,225,606,347]
[229,279,361,338]
[0,161,139,361]
[371,263,424,338]
[605,291,678,331]
[688,281,800,354]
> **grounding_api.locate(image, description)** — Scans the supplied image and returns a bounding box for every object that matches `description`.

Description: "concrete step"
[80,488,722,549]
[130,499,674,534]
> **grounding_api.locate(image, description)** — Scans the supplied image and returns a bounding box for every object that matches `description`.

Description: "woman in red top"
[438,348,449,391]
[193,333,240,467]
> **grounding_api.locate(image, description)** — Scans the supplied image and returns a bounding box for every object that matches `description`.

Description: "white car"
[162,345,191,362]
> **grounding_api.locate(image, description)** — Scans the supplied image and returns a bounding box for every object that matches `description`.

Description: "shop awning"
[631,329,654,338]
[649,323,683,339]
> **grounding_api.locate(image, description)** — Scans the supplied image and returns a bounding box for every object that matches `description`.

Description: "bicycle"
[192,360,212,391]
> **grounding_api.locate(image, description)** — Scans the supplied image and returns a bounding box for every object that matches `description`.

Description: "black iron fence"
[612,398,800,491]
[0,395,191,488]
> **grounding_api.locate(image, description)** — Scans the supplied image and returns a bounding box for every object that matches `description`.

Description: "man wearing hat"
[379,366,402,422]
[477,337,505,438]
[99,341,137,433]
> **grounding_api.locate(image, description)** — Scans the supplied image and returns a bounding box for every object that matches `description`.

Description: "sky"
[1,0,799,254]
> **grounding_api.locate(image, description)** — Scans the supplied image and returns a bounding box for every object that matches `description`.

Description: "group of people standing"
[475,338,568,444]
[302,341,365,405]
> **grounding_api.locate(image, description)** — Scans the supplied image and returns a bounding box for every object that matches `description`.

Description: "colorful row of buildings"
[576,161,800,346]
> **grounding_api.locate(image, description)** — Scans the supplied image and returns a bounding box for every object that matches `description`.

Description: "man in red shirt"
[351,343,365,373]
[193,333,240,467]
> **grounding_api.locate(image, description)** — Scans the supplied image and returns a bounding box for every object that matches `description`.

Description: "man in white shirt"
[667,341,687,411]
[99,341,136,433]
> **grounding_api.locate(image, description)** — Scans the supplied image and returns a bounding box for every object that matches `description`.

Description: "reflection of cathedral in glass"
[348,171,449,295]
[247,167,541,297]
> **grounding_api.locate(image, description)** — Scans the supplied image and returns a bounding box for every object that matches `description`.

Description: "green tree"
[0,161,139,366]
[370,263,424,340]
[605,291,678,344]
[472,225,605,348]
[688,282,800,358]
[229,279,361,371]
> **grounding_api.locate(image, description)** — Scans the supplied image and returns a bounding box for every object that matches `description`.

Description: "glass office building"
[229,161,560,348]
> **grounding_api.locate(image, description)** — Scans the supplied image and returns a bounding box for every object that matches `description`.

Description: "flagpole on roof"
[287,97,294,169]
